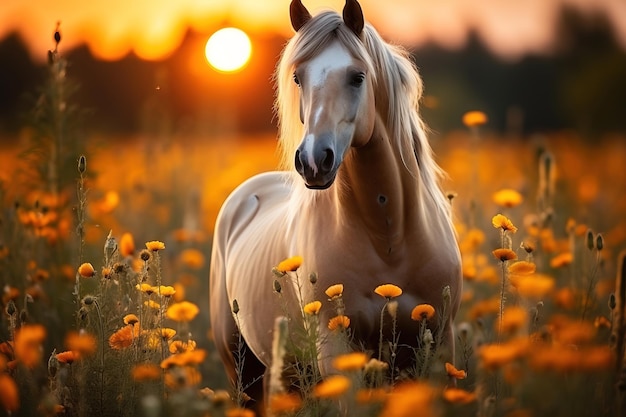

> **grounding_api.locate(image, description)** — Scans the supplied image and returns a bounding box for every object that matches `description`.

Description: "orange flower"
[303,301,322,315]
[445,362,467,379]
[328,315,350,331]
[492,189,523,208]
[156,285,176,297]
[332,352,369,372]
[442,387,476,404]
[411,304,436,321]
[64,331,97,356]
[374,284,403,299]
[0,374,19,412]
[179,248,205,269]
[498,306,528,334]
[514,274,555,298]
[169,340,198,354]
[550,252,573,268]
[313,375,351,398]
[56,351,78,364]
[276,255,303,273]
[479,339,528,370]
[159,328,177,341]
[131,363,162,382]
[380,382,436,417]
[145,240,165,251]
[356,388,388,404]
[492,214,518,233]
[123,314,140,325]
[462,111,488,127]
[492,248,517,262]
[78,262,95,278]
[136,283,155,295]
[508,261,536,275]
[165,366,201,389]
[166,301,200,322]
[109,323,140,350]
[325,284,344,299]
[225,408,255,417]
[14,324,46,368]
[119,232,135,257]
[268,392,303,414]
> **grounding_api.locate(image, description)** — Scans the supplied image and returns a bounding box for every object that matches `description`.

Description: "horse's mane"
[274,10,450,217]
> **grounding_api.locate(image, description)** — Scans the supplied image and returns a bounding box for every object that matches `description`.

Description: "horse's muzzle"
[295,142,337,189]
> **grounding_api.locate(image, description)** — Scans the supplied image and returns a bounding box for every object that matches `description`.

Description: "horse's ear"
[343,0,364,36]
[290,0,312,32]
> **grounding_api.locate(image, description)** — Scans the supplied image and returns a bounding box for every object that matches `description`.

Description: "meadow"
[0,45,626,417]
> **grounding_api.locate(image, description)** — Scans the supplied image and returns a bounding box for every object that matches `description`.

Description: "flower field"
[1,48,626,417]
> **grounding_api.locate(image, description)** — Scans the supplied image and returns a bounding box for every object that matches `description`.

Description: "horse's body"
[210,0,462,409]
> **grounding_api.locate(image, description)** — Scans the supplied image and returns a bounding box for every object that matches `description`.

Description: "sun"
[205,28,252,73]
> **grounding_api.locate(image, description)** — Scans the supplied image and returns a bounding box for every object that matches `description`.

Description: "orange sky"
[2,0,625,62]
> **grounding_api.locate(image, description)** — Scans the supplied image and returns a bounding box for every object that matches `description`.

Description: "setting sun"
[205,27,252,73]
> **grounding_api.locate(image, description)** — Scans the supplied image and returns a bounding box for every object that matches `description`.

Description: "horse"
[209,0,462,411]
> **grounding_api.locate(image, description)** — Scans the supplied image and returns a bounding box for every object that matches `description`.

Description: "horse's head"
[288,0,376,189]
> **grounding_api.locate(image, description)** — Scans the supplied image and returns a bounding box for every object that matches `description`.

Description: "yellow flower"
[78,262,96,278]
[445,362,467,379]
[145,240,166,251]
[119,232,135,257]
[374,284,403,299]
[313,375,351,398]
[157,285,176,297]
[508,261,536,275]
[123,314,140,325]
[411,304,436,321]
[550,252,573,268]
[325,284,344,299]
[179,248,205,269]
[131,363,161,382]
[144,300,161,310]
[166,301,200,322]
[268,392,303,414]
[303,300,322,315]
[159,328,177,341]
[462,110,488,127]
[492,214,518,233]
[136,283,155,295]
[169,340,197,354]
[492,189,523,208]
[109,324,140,350]
[492,248,517,262]
[328,315,350,331]
[276,255,303,273]
[442,387,476,404]
[332,352,369,372]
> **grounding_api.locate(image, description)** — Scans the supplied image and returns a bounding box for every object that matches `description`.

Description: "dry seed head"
[232,299,239,314]
[273,279,282,293]
[5,300,16,316]
[586,229,595,251]
[78,155,87,174]
[596,234,604,251]
[140,249,151,262]
[609,293,616,310]
[82,295,96,306]
[309,271,318,285]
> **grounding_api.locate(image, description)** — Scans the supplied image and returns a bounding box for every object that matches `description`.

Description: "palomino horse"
[210,0,462,410]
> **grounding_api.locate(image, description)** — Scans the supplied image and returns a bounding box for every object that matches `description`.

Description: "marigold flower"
[411,304,436,321]
[374,284,403,299]
[268,392,303,414]
[136,283,155,295]
[64,331,97,356]
[479,339,528,370]
[492,248,517,262]
[445,362,467,379]
[550,252,573,268]
[123,314,140,326]
[119,232,135,257]
[161,349,206,368]
[442,387,476,404]
[14,324,46,368]
[179,248,205,269]
[303,300,322,315]
[0,374,19,412]
[166,301,200,322]
[462,110,488,127]
[328,315,350,331]
[109,323,140,350]
[165,366,201,389]
[145,240,165,251]
[492,189,523,208]
[225,408,255,417]
[56,351,78,364]
[332,352,369,372]
[325,284,344,299]
[492,214,518,233]
[313,375,351,398]
[508,261,536,275]
[380,382,436,417]
[498,306,528,334]
[131,363,161,381]
[157,285,176,297]
[159,328,177,341]
[77,262,95,278]
[276,255,303,273]
[144,300,161,310]
[514,274,555,298]
[169,340,197,354]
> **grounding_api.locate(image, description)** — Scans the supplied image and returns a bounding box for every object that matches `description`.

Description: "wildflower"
[144,300,161,310]
[119,232,135,257]
[123,314,140,326]
[65,331,97,356]
[328,315,350,331]
[594,316,611,329]
[303,300,322,315]
[492,188,523,208]
[508,261,536,275]
[276,255,303,273]
[492,214,518,233]
[136,283,155,295]
[159,328,177,341]
[0,374,19,412]
[140,249,151,261]
[268,392,303,414]
[179,248,205,269]
[380,382,436,417]
[225,408,255,417]
[101,267,113,279]
[332,352,369,371]
[325,284,344,299]
[56,351,78,364]
[169,340,197,354]
[312,375,351,398]
[157,285,176,297]
[131,363,161,381]
[492,248,517,262]
[165,366,201,389]
[109,323,140,350]
[442,387,476,404]
[166,301,200,322]
[77,262,95,278]
[445,362,467,379]
[14,324,46,368]
[499,306,528,334]
[146,240,165,251]
[549,252,573,268]
[374,284,403,299]
[462,110,488,127]
[411,304,436,321]
[514,274,555,298]
[479,339,528,370]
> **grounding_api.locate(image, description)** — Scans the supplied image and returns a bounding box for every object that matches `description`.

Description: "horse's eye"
[350,73,365,87]
[293,73,301,87]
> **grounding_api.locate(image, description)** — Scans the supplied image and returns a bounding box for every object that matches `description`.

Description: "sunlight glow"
[205,28,252,72]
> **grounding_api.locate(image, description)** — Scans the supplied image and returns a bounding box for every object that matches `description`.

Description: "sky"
[1,0,625,62]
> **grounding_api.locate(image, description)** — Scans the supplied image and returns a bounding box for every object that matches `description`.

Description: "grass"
[1,34,626,417]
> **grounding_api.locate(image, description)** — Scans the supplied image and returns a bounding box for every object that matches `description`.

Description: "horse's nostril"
[294,150,304,174]
[320,149,334,173]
